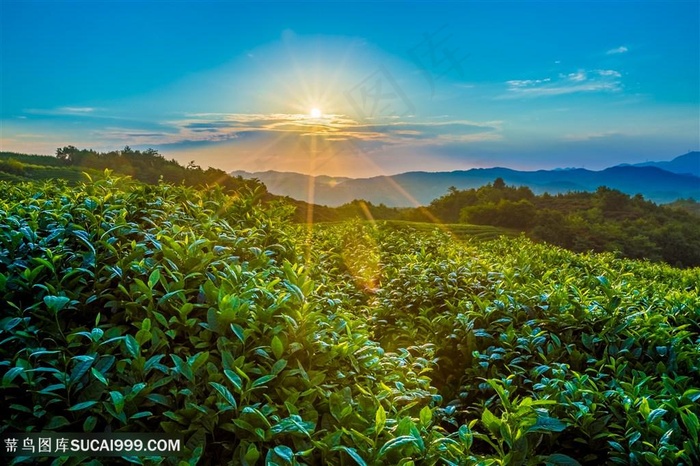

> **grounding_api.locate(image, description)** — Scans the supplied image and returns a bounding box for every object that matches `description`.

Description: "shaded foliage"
[53,146,264,193]
[425,181,700,267]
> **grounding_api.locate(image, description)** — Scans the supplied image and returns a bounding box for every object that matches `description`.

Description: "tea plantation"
[1,175,698,465]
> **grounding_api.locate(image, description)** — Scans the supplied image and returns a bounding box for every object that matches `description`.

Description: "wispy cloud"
[114,113,503,147]
[26,106,100,116]
[506,78,551,88]
[598,69,622,77]
[501,68,623,98]
[606,46,629,55]
[567,71,587,82]
[12,107,501,152]
[58,106,96,113]
[563,131,625,141]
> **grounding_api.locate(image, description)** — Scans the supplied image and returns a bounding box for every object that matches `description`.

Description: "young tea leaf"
[209,382,237,409]
[375,404,386,434]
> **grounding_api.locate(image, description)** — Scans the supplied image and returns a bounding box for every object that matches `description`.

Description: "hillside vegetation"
[0,147,263,194]
[421,180,700,268]
[1,175,698,465]
[3,149,697,268]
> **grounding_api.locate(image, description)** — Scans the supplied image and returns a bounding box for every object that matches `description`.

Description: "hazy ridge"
[232,152,700,207]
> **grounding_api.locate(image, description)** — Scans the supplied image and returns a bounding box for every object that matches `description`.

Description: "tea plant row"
[1,176,698,465]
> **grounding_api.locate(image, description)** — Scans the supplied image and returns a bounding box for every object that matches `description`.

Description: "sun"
[310,108,322,118]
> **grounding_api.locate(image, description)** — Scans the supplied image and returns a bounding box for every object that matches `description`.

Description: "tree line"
[312,178,700,268]
[54,145,264,193]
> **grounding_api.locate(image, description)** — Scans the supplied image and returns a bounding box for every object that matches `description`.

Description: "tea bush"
[1,175,698,465]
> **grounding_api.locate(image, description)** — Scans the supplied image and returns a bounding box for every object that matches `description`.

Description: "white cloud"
[566,71,587,82]
[597,69,622,78]
[506,78,551,88]
[563,131,625,141]
[58,107,95,113]
[25,106,100,116]
[501,68,623,98]
[606,46,628,55]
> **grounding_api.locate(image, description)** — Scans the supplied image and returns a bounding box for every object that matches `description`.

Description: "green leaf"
[189,351,209,373]
[271,359,287,375]
[251,374,275,389]
[124,334,140,358]
[331,446,367,466]
[608,440,625,453]
[83,416,97,432]
[91,367,108,385]
[148,269,161,289]
[329,389,352,422]
[528,416,567,433]
[2,366,24,386]
[375,404,386,434]
[91,327,104,342]
[628,431,641,446]
[144,354,167,373]
[225,369,243,393]
[69,356,94,385]
[153,311,169,328]
[639,397,650,419]
[157,290,184,307]
[481,407,501,435]
[210,382,237,409]
[45,416,71,430]
[543,454,583,466]
[43,295,70,313]
[244,443,260,464]
[458,424,473,450]
[233,419,257,434]
[660,428,673,444]
[134,329,151,345]
[170,354,194,382]
[68,400,98,411]
[2,317,22,331]
[681,411,699,440]
[10,404,31,413]
[110,390,125,414]
[420,405,432,426]
[141,318,151,332]
[377,436,419,458]
[271,335,284,359]
[231,323,245,343]
[647,408,667,424]
[38,383,65,395]
[100,335,126,346]
[683,389,700,402]
[273,445,294,463]
[131,382,147,397]
[146,393,170,406]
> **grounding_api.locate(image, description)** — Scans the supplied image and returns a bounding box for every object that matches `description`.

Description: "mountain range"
[232,152,700,207]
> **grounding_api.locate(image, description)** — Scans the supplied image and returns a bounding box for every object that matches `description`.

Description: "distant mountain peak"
[232,161,699,207]
[621,151,700,177]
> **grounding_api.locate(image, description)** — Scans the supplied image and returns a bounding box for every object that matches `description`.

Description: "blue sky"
[1,0,698,177]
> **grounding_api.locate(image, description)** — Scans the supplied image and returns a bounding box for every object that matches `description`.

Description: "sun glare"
[310,108,322,118]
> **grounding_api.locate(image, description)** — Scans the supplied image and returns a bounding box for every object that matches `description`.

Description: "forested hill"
[0,147,264,193]
[420,180,700,268]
